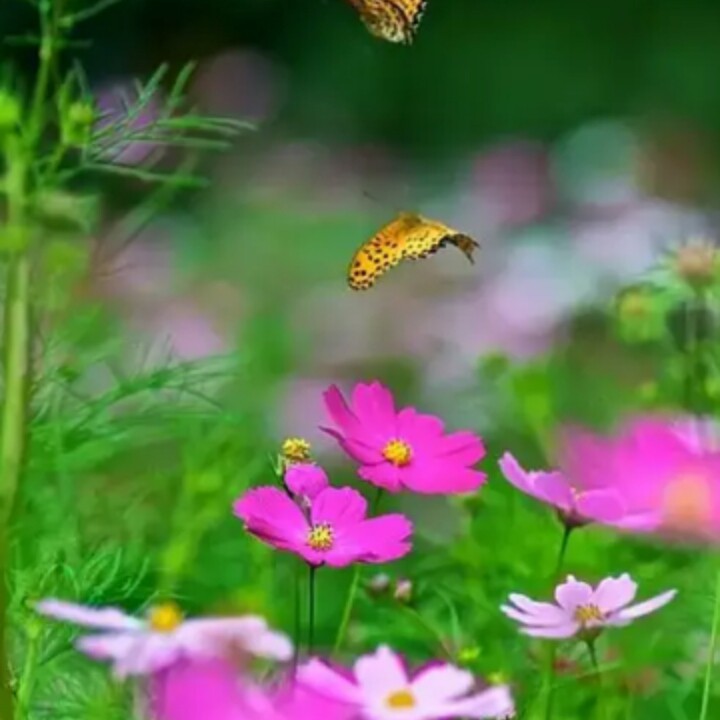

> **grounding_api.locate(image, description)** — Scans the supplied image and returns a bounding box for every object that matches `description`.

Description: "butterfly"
[347,213,480,290]
[346,0,428,44]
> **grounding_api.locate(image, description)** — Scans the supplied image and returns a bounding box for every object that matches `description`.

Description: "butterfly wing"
[347,213,479,290]
[346,0,428,44]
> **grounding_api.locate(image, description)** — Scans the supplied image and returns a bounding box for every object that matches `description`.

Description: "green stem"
[14,620,40,720]
[371,487,384,514]
[542,524,573,720]
[292,561,302,672]
[699,566,720,720]
[307,565,317,656]
[587,640,608,720]
[333,565,361,656]
[400,605,454,661]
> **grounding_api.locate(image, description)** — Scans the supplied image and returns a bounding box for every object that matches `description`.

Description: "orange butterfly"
[347,213,480,290]
[346,0,428,44]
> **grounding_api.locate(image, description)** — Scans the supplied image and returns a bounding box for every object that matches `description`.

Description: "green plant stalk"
[333,565,361,656]
[14,621,40,720]
[699,566,720,720]
[307,566,317,655]
[541,524,573,720]
[587,640,609,720]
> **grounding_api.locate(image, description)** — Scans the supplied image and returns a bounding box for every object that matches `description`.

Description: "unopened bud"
[366,573,391,596]
[673,241,719,289]
[393,578,413,603]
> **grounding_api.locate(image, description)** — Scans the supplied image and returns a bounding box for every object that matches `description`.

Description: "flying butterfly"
[348,213,480,290]
[346,0,428,44]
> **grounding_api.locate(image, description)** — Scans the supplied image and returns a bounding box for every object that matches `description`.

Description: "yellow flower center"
[148,602,183,633]
[573,604,604,625]
[662,472,713,533]
[386,689,416,709]
[281,437,312,463]
[307,523,334,551]
[383,439,412,467]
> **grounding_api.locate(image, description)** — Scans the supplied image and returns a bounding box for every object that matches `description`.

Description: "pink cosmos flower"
[322,381,486,494]
[498,452,629,527]
[501,574,676,639]
[234,486,412,568]
[284,463,329,502]
[560,416,720,540]
[36,599,292,678]
[151,659,353,720]
[298,645,515,720]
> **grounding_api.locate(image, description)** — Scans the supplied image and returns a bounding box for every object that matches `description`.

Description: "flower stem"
[542,524,573,720]
[14,618,41,720]
[587,640,608,720]
[307,565,317,655]
[372,487,384,514]
[333,565,361,656]
[291,560,302,672]
[699,565,720,720]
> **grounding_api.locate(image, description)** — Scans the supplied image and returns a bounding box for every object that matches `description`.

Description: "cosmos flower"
[297,645,515,720]
[35,599,292,678]
[233,485,412,567]
[498,452,630,528]
[501,574,676,640]
[560,416,720,540]
[322,381,486,494]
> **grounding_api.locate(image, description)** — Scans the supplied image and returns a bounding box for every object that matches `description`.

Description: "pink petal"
[358,463,404,493]
[119,634,181,676]
[575,490,626,523]
[36,599,141,630]
[177,617,292,661]
[614,589,677,621]
[321,427,382,465]
[396,408,445,448]
[503,595,568,626]
[521,622,580,639]
[593,574,638,613]
[402,463,486,494]
[530,472,574,512]
[285,464,329,500]
[555,576,593,611]
[411,664,474,704]
[498,453,533,493]
[354,646,408,698]
[297,659,362,704]
[434,430,486,466]
[350,381,398,438]
[327,515,413,567]
[233,487,309,554]
[323,385,364,438]
[447,685,516,719]
[76,632,138,663]
[311,487,368,527]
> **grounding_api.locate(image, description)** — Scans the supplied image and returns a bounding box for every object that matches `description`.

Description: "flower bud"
[393,578,413,603]
[673,241,719,289]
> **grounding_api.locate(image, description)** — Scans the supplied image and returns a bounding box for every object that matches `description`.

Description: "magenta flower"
[501,574,676,640]
[498,452,628,527]
[35,599,291,678]
[560,416,720,540]
[233,485,412,567]
[284,463,329,502]
[298,645,515,720]
[322,381,486,494]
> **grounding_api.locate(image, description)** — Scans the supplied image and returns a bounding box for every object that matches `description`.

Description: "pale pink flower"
[298,645,515,720]
[560,416,720,540]
[322,381,486,494]
[36,599,291,678]
[498,452,629,528]
[501,574,676,639]
[234,485,412,567]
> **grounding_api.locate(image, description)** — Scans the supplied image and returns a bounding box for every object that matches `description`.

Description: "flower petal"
[285,464,329,500]
[521,622,580,639]
[614,589,677,621]
[498,452,534,494]
[555,576,593,611]
[506,594,568,623]
[311,487,368,527]
[36,599,141,630]
[327,514,413,567]
[233,486,309,554]
[358,463,404,493]
[593,574,638,613]
[411,663,474,704]
[402,462,486,494]
[448,685,516,719]
[351,381,398,438]
[575,490,626,523]
[354,645,409,698]
[297,659,362,704]
[323,384,364,438]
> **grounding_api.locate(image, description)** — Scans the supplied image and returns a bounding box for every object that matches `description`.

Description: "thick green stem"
[699,566,720,720]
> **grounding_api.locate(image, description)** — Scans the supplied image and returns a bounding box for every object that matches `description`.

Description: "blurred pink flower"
[298,645,515,720]
[95,80,163,166]
[233,485,412,567]
[284,463,330,502]
[323,381,486,494]
[36,599,291,678]
[502,574,676,640]
[560,416,720,540]
[498,452,628,528]
[471,140,554,229]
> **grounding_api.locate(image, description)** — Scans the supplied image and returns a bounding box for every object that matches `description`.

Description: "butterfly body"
[348,213,480,290]
[346,0,428,44]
